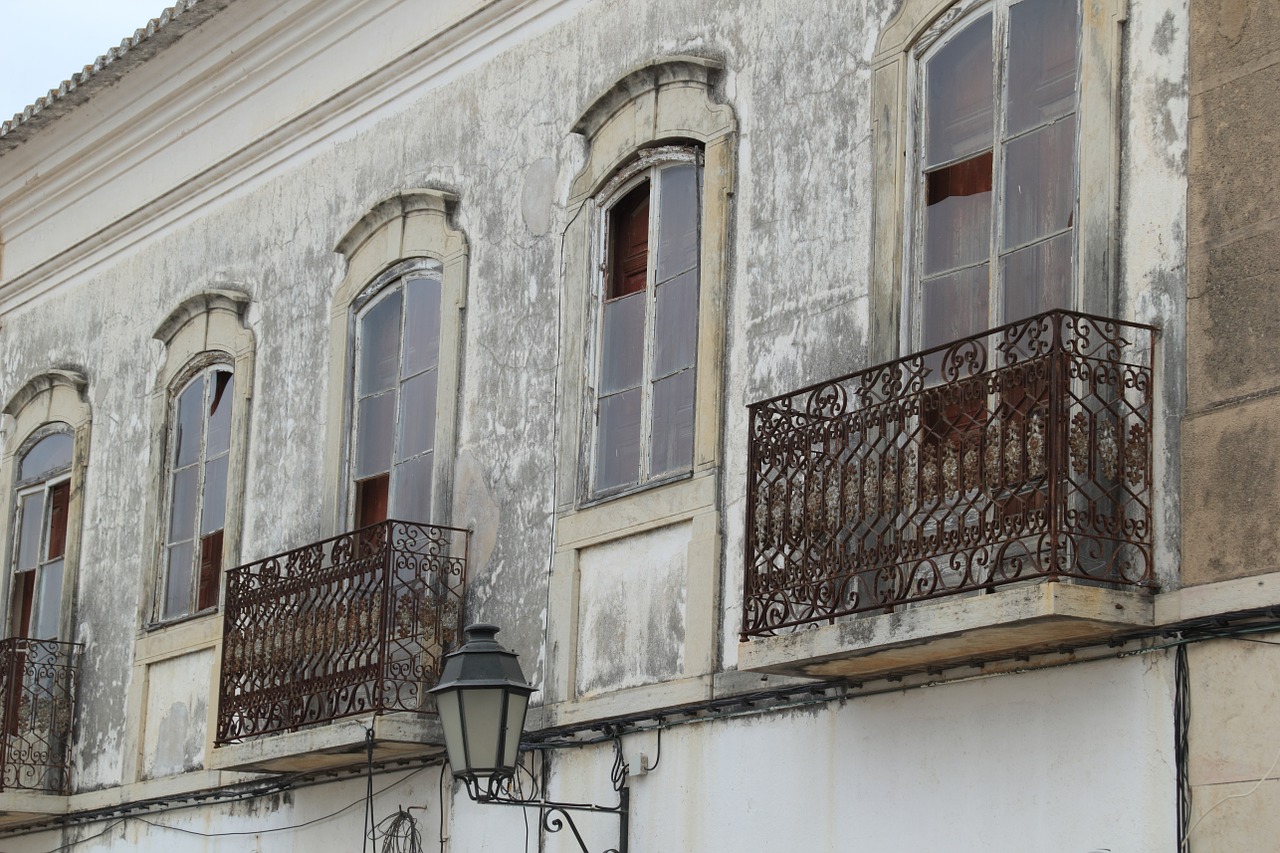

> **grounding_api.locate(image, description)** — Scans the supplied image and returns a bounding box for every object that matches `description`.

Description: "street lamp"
[430,623,630,853]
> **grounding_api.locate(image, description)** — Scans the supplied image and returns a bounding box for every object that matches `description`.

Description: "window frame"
[587,144,705,502]
[156,360,236,622]
[144,289,254,629]
[9,425,74,641]
[329,189,468,536]
[903,0,1083,352]
[346,257,446,527]
[0,370,91,648]
[868,0,1124,364]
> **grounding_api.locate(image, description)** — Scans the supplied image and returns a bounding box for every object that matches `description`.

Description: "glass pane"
[46,482,69,561]
[1007,0,1080,135]
[19,433,72,481]
[392,453,433,524]
[358,289,403,395]
[173,379,204,468]
[356,392,396,479]
[1003,117,1076,249]
[163,541,195,619]
[403,276,442,377]
[650,370,695,477]
[200,455,228,536]
[596,388,642,492]
[502,692,530,769]
[1002,231,1074,321]
[168,465,198,543]
[653,270,698,377]
[398,369,438,460]
[458,688,504,772]
[206,371,234,456]
[610,182,650,298]
[17,492,45,571]
[922,264,990,349]
[33,560,63,640]
[656,163,699,282]
[600,292,645,394]
[924,152,993,274]
[925,13,994,166]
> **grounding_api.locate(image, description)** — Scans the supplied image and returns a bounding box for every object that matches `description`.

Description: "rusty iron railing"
[217,520,467,743]
[742,310,1158,638]
[0,637,80,793]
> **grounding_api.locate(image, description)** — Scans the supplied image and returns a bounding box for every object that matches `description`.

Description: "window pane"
[653,269,698,377]
[163,541,195,620]
[46,481,69,561]
[19,433,72,481]
[1003,117,1076,249]
[1002,231,1074,321]
[200,455,228,536]
[924,152,993,274]
[596,388,642,492]
[197,531,223,612]
[656,164,699,282]
[17,492,45,571]
[393,453,434,523]
[925,13,994,166]
[173,379,205,468]
[922,264,990,349]
[356,392,396,479]
[206,371,234,457]
[359,289,403,395]
[168,465,198,543]
[356,474,390,528]
[600,292,645,394]
[650,370,695,477]
[609,182,650,298]
[1007,0,1080,136]
[33,560,63,640]
[398,369,438,460]
[403,276,442,377]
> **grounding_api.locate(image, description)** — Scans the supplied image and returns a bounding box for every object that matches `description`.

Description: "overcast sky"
[1,0,169,122]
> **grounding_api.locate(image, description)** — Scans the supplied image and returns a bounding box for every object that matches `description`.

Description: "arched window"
[909,0,1080,352]
[592,147,702,495]
[331,190,467,533]
[349,261,444,526]
[1,370,91,645]
[10,429,73,639]
[159,365,235,619]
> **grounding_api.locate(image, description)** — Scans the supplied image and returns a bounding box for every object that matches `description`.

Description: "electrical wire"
[370,808,425,853]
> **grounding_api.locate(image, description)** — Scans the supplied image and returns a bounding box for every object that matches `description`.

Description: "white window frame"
[903,0,1082,352]
[9,426,74,641]
[347,257,446,526]
[157,362,235,621]
[587,145,704,501]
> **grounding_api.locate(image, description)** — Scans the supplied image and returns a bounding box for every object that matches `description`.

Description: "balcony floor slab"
[0,791,69,829]
[738,582,1154,680]
[209,712,445,774]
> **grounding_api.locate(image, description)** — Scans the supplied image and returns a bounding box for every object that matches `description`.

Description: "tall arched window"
[9,429,73,640]
[159,365,235,619]
[349,261,444,527]
[910,0,1080,351]
[592,147,702,496]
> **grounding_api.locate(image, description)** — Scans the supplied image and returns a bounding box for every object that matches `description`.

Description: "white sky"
[0,0,170,122]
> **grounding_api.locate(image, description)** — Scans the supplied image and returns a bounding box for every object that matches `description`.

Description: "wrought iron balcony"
[743,310,1157,639]
[0,637,79,794]
[216,520,467,744]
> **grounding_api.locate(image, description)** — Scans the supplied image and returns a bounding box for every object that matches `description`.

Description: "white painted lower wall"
[5,653,1172,853]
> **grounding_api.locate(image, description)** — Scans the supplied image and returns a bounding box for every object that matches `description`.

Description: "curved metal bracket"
[459,737,630,853]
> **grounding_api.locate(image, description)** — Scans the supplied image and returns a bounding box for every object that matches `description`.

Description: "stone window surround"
[140,289,255,631]
[546,56,735,719]
[327,188,468,532]
[868,0,1126,364]
[0,370,92,646]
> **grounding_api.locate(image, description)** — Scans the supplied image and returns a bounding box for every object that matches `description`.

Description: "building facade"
[0,0,1271,849]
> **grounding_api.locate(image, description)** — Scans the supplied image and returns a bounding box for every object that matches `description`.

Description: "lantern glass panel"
[502,691,530,769]
[459,687,505,773]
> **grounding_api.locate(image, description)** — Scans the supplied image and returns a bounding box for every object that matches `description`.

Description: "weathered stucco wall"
[1183,0,1280,585]
[0,0,1190,835]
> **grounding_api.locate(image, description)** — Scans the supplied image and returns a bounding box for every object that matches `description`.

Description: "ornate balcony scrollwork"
[742,310,1158,638]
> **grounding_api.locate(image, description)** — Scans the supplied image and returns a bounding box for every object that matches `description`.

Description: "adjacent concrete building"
[0,0,1270,849]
